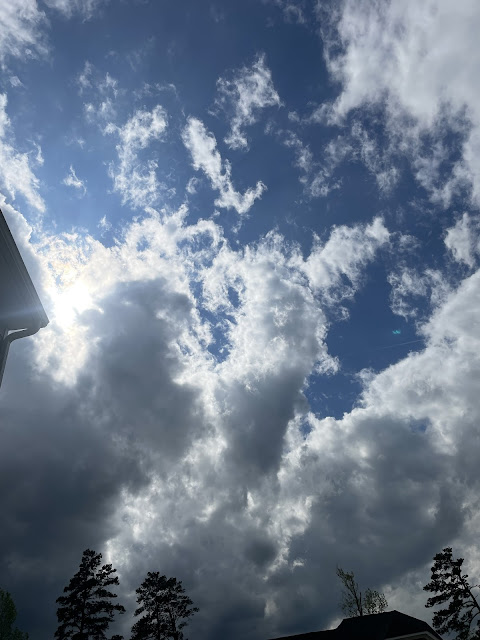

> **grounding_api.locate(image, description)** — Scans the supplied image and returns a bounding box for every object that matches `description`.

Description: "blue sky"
[2,1,480,639]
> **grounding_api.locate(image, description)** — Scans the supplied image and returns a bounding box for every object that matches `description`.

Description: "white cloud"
[182,117,266,215]
[282,131,333,197]
[32,141,44,166]
[79,63,119,122]
[308,135,351,198]
[9,75,24,88]
[43,0,109,19]
[302,216,390,298]
[388,268,450,320]
[350,121,400,194]
[20,204,217,385]
[283,118,401,199]
[63,165,86,195]
[77,60,93,93]
[270,0,306,24]
[115,105,166,149]
[445,213,480,269]
[283,131,313,177]
[106,105,168,208]
[321,0,480,207]
[215,54,282,150]
[362,269,480,442]
[0,0,107,65]
[282,124,400,199]
[0,93,45,212]
[186,176,200,195]
[0,0,47,63]
[98,214,111,231]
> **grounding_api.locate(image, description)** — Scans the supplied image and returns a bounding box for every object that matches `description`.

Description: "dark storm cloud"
[0,362,149,635]
[80,279,206,459]
[0,275,208,639]
[219,369,307,478]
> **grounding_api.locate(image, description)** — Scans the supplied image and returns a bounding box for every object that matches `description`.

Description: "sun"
[51,281,94,326]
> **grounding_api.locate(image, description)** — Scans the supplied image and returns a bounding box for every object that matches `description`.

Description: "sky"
[1,0,480,638]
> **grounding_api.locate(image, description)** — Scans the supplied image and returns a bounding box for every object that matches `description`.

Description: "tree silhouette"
[55,548,125,640]
[0,588,29,640]
[131,572,198,640]
[336,567,388,617]
[424,547,480,640]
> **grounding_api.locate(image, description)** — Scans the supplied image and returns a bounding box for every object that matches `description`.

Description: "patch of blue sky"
[410,420,429,434]
[305,373,363,421]
[323,263,424,368]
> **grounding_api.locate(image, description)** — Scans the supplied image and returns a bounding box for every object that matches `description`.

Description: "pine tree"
[55,548,125,640]
[424,547,480,640]
[336,567,388,617]
[131,572,198,640]
[0,588,29,640]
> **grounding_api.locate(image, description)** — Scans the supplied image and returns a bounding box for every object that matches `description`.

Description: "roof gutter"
[0,325,41,388]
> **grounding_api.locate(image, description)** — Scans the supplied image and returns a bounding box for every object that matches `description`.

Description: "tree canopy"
[131,572,198,640]
[55,548,125,640]
[336,567,388,617]
[0,589,29,640]
[424,547,480,640]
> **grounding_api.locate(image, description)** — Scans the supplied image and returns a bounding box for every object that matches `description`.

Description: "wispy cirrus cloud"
[266,0,306,24]
[77,60,94,93]
[445,213,480,269]
[9,75,24,88]
[282,130,351,198]
[0,0,47,63]
[215,54,282,150]
[282,118,402,199]
[0,93,45,212]
[79,67,171,209]
[44,0,110,20]
[105,105,168,208]
[388,267,450,321]
[63,165,86,195]
[78,62,119,122]
[182,117,266,215]
[0,0,108,67]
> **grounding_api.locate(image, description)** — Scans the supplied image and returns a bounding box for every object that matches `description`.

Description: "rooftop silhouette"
[269,610,443,640]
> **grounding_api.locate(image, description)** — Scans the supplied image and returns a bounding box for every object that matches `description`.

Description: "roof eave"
[0,209,49,330]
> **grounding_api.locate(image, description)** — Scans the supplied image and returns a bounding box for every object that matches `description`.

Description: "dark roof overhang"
[0,208,49,387]
[0,208,48,331]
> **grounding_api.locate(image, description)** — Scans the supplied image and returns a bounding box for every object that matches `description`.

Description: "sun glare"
[52,281,94,326]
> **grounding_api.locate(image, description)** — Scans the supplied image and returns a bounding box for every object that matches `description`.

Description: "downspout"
[0,325,40,388]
